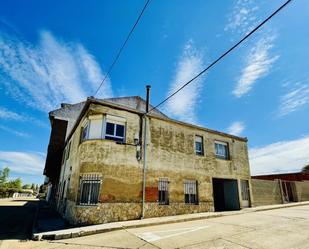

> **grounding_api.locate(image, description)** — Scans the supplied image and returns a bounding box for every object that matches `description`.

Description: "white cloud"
[0,30,113,112]
[249,136,309,175]
[0,107,24,121]
[0,151,45,175]
[279,80,309,116]
[164,41,205,123]
[0,106,47,127]
[224,0,259,35]
[233,35,279,97]
[0,124,30,138]
[227,121,245,136]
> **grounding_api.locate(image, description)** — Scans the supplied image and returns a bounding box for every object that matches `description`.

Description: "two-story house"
[45,95,252,225]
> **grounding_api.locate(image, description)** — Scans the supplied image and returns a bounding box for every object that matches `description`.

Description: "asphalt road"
[2,202,309,249]
[0,198,38,240]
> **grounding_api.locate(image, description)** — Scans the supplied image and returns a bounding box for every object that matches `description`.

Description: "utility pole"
[142,85,151,219]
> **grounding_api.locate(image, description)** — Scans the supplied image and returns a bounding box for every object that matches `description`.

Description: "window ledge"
[215,156,231,161]
[76,204,99,207]
[80,139,126,145]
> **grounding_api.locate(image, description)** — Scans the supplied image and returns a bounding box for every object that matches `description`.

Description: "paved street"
[2,204,308,249]
[0,198,39,248]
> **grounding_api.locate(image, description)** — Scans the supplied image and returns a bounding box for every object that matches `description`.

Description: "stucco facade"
[55,97,251,225]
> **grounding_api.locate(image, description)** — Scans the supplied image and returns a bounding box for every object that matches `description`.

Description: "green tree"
[0,167,10,185]
[22,184,31,189]
[7,178,22,190]
[302,164,309,173]
[31,183,36,190]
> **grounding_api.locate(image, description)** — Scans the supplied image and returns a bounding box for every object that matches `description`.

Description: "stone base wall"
[251,179,282,206]
[66,202,141,225]
[144,202,214,218]
[64,201,214,225]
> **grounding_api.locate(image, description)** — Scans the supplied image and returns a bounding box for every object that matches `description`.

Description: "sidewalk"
[33,200,69,236]
[32,201,309,241]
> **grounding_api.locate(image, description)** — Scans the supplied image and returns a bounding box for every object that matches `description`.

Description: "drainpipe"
[142,85,151,219]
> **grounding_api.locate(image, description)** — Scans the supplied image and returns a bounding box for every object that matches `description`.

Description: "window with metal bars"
[79,174,101,205]
[158,178,169,205]
[184,180,198,204]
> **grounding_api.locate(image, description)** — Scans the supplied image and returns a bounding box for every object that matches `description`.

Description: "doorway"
[212,178,240,211]
[281,180,297,202]
[240,180,250,208]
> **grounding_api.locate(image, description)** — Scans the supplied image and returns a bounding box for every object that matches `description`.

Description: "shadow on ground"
[0,199,38,241]
[34,200,69,233]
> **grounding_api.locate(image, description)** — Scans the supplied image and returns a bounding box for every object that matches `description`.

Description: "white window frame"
[79,115,127,143]
[104,115,126,142]
[195,135,204,155]
[215,141,229,159]
[184,180,198,205]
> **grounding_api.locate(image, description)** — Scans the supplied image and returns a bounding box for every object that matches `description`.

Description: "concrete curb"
[32,201,309,241]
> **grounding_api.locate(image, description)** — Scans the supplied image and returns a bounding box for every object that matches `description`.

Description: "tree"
[0,167,10,185]
[22,184,31,189]
[6,178,22,190]
[302,164,309,173]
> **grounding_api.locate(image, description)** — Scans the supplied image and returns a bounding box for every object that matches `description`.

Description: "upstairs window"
[104,116,126,142]
[79,174,101,205]
[88,115,103,140]
[79,115,126,143]
[184,180,198,205]
[215,141,229,160]
[80,123,89,142]
[65,141,71,160]
[195,135,204,155]
[158,178,169,205]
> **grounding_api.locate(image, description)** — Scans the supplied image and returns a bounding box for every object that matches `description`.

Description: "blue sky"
[0,0,309,184]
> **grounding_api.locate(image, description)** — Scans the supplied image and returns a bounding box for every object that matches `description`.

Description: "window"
[215,141,229,159]
[184,180,198,204]
[195,135,204,155]
[79,174,101,205]
[105,122,125,142]
[61,148,66,165]
[88,116,103,139]
[158,178,169,205]
[79,115,126,143]
[65,142,71,160]
[80,123,89,142]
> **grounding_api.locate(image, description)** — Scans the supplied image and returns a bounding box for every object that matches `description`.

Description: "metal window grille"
[158,178,169,205]
[184,180,198,204]
[79,174,101,205]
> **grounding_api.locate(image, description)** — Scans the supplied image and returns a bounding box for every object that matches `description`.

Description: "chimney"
[146,85,151,113]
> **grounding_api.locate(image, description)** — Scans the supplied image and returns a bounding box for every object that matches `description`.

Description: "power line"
[148,0,292,113]
[93,0,151,97]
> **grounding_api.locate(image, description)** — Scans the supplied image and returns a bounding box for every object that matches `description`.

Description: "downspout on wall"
[141,85,151,219]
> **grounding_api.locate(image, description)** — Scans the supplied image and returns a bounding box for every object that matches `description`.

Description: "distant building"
[252,172,309,182]
[44,96,252,225]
